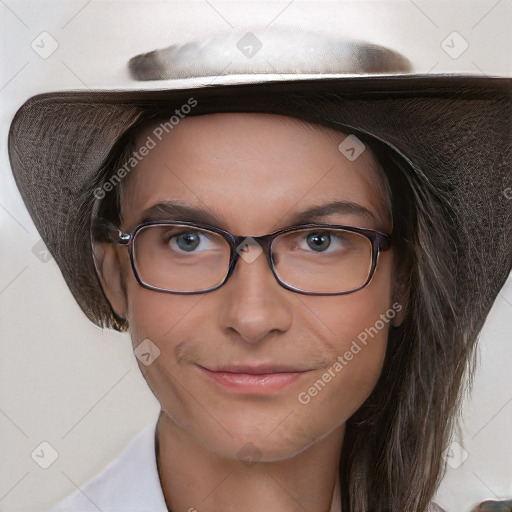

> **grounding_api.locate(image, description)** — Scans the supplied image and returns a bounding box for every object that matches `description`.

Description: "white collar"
[49,422,168,511]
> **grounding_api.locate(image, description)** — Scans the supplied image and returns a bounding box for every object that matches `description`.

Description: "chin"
[192,408,343,464]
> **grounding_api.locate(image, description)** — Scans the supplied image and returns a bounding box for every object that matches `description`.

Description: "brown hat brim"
[8,75,512,330]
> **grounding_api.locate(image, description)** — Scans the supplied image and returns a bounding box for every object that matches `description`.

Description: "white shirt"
[48,422,342,512]
[48,423,168,512]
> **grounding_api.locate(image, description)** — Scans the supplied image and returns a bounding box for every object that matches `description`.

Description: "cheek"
[119,244,203,344]
[293,253,395,416]
[125,287,209,428]
[124,277,216,402]
[289,312,391,449]
[120,243,213,359]
[302,251,394,351]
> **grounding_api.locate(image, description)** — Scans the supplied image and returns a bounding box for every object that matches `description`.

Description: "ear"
[93,242,128,320]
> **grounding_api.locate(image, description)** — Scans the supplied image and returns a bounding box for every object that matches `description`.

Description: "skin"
[97,113,402,512]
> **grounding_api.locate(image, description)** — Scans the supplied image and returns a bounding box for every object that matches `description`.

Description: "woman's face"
[104,112,398,461]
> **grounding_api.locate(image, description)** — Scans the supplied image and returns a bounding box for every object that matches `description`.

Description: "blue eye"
[306,232,331,251]
[174,232,201,252]
[167,230,217,253]
[301,231,351,253]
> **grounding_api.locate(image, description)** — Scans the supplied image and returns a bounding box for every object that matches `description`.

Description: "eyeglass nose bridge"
[227,233,276,276]
[222,232,288,290]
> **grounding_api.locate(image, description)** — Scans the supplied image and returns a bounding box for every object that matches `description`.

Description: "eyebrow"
[288,200,379,226]
[137,200,380,231]
[139,202,227,226]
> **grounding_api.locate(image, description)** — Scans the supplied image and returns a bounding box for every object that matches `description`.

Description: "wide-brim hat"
[7,26,512,331]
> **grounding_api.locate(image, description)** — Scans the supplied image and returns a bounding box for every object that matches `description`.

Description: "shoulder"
[47,423,168,512]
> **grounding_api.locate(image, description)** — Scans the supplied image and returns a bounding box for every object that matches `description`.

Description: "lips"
[197,364,310,394]
[205,363,309,374]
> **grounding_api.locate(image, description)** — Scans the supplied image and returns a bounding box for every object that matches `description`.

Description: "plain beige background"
[1,1,511,511]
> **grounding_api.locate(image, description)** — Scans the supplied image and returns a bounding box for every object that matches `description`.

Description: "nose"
[216,243,293,345]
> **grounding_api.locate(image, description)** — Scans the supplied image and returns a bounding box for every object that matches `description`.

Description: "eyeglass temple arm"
[94,219,131,245]
[378,233,391,251]
[117,232,131,245]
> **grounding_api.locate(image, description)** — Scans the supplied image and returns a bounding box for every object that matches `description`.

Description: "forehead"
[120,112,392,233]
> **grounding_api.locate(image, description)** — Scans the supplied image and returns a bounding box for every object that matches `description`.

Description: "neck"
[155,411,344,512]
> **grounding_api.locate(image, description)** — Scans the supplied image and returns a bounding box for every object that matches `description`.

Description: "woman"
[9,29,511,512]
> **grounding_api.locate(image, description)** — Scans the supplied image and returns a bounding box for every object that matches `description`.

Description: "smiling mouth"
[197,365,311,393]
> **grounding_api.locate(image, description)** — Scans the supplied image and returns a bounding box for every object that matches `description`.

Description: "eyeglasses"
[114,221,391,295]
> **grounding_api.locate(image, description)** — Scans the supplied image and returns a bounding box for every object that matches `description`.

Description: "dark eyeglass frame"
[114,221,391,296]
